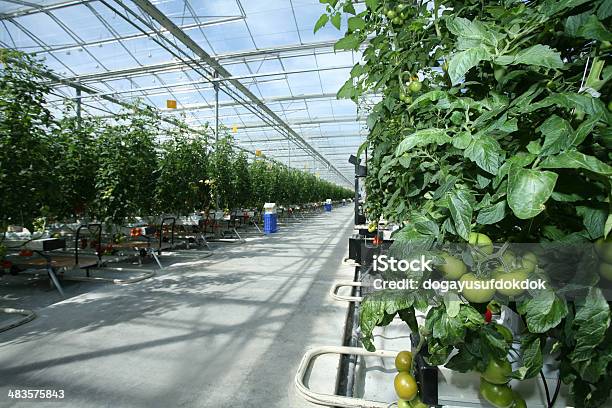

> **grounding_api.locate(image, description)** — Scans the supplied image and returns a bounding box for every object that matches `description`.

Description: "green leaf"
[355,140,368,159]
[448,189,474,240]
[570,115,600,147]
[342,2,356,14]
[541,0,592,17]
[334,34,361,51]
[518,290,568,333]
[447,47,492,85]
[331,12,342,30]
[513,337,543,380]
[398,154,411,168]
[446,346,481,372]
[446,17,500,48]
[605,214,612,238]
[347,16,365,31]
[408,90,448,110]
[313,14,329,33]
[539,151,612,176]
[527,141,542,154]
[570,288,610,363]
[360,290,423,351]
[444,292,461,318]
[464,135,502,175]
[577,206,608,240]
[507,168,558,219]
[565,12,612,41]
[337,78,356,99]
[395,129,451,155]
[525,92,609,116]
[452,131,472,150]
[365,0,378,10]
[598,0,612,19]
[537,115,574,156]
[512,44,564,69]
[551,191,583,202]
[477,201,507,225]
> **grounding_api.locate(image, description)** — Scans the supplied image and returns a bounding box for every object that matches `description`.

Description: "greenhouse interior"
[1,0,611,407]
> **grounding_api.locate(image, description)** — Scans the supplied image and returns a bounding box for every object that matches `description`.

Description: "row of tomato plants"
[0,50,352,232]
[317,0,611,407]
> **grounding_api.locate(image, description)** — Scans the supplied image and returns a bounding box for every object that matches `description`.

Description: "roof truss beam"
[128,0,351,185]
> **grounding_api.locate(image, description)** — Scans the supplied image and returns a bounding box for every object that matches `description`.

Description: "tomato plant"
[318,0,612,406]
[94,107,159,223]
[0,50,55,230]
[232,151,252,209]
[0,51,352,233]
[51,104,101,219]
[156,129,209,215]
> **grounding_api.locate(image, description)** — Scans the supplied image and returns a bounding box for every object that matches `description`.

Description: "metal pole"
[288,140,291,168]
[213,72,220,210]
[354,163,360,225]
[214,72,219,142]
[75,87,81,130]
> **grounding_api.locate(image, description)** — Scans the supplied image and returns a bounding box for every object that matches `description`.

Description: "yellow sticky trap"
[255,149,262,157]
[232,125,238,133]
[166,99,177,109]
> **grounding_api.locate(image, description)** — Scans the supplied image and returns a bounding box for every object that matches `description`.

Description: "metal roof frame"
[0,0,370,186]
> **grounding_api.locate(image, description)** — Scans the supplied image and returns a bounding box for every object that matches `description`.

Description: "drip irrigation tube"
[0,308,36,333]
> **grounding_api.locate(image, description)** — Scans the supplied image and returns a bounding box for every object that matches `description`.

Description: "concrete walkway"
[0,206,355,408]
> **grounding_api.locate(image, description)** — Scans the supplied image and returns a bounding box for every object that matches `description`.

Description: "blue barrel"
[263,213,278,233]
[324,203,332,212]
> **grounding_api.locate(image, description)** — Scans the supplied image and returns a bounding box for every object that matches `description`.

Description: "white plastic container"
[264,203,277,214]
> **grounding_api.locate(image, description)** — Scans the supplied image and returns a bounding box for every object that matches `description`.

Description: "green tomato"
[494,67,506,82]
[493,267,530,297]
[395,350,413,372]
[392,16,402,25]
[394,372,418,401]
[500,251,516,268]
[481,358,512,385]
[608,100,612,112]
[398,399,411,408]
[511,392,527,408]
[480,379,515,408]
[546,80,556,90]
[460,273,496,304]
[408,81,422,93]
[439,252,467,280]
[396,3,407,12]
[599,262,612,282]
[595,237,612,263]
[387,10,396,19]
[602,41,612,50]
[409,397,428,408]
[520,252,537,273]
[469,232,494,255]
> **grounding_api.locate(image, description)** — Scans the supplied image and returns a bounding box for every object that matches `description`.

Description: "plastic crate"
[263,213,278,234]
[324,203,332,212]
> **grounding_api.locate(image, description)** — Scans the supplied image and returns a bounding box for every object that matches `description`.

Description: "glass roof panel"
[0,0,372,184]
[13,11,72,45]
